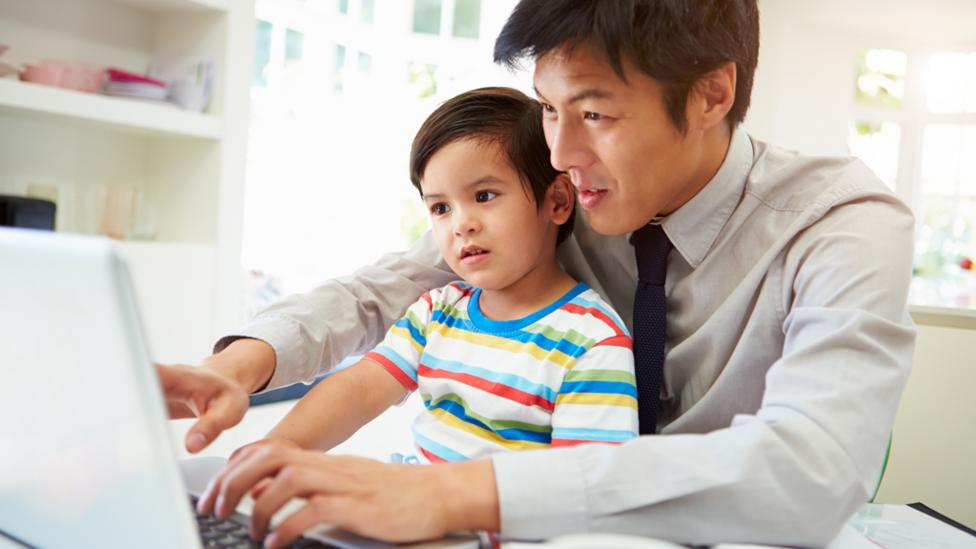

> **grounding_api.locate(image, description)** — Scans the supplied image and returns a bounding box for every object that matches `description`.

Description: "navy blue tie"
[631,224,672,435]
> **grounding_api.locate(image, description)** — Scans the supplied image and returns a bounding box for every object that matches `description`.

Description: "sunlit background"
[241,0,976,314]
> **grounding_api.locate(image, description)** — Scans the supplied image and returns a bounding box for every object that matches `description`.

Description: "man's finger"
[214,446,292,519]
[265,495,344,549]
[185,382,247,454]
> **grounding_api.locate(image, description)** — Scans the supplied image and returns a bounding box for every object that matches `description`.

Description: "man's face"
[534,44,713,235]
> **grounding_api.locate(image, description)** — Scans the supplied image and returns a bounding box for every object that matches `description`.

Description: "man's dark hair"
[410,86,574,245]
[493,0,760,132]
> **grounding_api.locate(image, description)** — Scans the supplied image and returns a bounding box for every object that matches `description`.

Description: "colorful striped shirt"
[364,280,638,462]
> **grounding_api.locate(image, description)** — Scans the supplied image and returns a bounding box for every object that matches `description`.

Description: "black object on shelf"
[0,196,56,231]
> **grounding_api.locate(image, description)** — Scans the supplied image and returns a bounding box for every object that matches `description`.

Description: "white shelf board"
[108,0,228,14]
[0,78,222,140]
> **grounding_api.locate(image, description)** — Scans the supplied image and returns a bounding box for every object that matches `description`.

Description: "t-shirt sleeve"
[363,291,434,392]
[550,333,639,446]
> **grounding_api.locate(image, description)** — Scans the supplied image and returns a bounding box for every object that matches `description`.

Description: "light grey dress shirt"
[220,128,916,547]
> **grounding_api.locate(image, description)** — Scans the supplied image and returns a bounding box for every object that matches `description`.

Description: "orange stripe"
[551,439,622,448]
[418,446,446,463]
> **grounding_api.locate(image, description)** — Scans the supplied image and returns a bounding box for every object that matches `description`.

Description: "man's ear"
[688,62,736,131]
[546,174,575,225]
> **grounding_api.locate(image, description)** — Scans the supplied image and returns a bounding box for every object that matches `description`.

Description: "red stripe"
[551,439,622,448]
[446,282,474,298]
[561,303,624,335]
[418,446,446,463]
[593,334,632,350]
[421,291,433,309]
[418,364,555,412]
[365,352,418,391]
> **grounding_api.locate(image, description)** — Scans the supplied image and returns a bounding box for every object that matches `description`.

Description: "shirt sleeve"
[214,231,456,392]
[362,292,435,392]
[491,198,916,547]
[550,335,638,446]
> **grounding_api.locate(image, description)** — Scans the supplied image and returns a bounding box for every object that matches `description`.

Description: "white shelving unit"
[0,0,254,363]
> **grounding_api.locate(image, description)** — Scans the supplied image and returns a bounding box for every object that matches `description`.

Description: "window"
[849,48,976,306]
[452,0,480,39]
[253,20,273,87]
[361,0,375,23]
[285,29,304,62]
[412,0,442,35]
[337,0,349,15]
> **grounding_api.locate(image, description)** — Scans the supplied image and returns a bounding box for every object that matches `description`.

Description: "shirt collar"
[657,126,753,268]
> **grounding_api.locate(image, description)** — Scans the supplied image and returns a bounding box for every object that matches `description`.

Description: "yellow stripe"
[388,325,424,355]
[555,393,638,410]
[428,408,549,451]
[428,323,576,369]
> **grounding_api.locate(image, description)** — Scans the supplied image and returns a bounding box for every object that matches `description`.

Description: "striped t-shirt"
[364,280,638,462]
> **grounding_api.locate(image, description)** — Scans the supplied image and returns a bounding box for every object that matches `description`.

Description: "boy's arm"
[263,357,409,452]
[550,334,638,446]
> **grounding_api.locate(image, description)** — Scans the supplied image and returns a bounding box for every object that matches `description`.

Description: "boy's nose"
[453,211,481,236]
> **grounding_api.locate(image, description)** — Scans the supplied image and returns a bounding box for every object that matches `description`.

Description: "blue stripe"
[412,428,469,462]
[425,397,552,444]
[428,311,589,359]
[393,317,426,347]
[571,294,631,337]
[422,354,557,403]
[551,427,636,443]
[559,380,638,399]
[372,345,418,383]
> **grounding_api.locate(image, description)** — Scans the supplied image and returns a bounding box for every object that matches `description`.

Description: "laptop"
[0,228,479,549]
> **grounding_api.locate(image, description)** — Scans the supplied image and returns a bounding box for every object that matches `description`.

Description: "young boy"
[243,87,638,462]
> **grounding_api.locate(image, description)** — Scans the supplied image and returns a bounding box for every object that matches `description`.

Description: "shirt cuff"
[491,446,589,540]
[213,314,312,394]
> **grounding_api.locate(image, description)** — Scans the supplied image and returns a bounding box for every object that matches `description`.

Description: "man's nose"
[548,119,591,173]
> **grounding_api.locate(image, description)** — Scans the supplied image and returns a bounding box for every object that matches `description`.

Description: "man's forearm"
[203,338,277,394]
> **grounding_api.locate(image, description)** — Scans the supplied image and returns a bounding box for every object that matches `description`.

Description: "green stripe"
[421,392,552,434]
[563,369,636,384]
[402,309,427,336]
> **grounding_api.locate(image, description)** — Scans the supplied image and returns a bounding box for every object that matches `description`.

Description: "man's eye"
[541,103,557,116]
[430,203,450,215]
[584,111,605,121]
[475,190,497,203]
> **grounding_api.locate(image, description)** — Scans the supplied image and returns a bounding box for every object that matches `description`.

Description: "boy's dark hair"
[493,0,760,133]
[410,86,574,245]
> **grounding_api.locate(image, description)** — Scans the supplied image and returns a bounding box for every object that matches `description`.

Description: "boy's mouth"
[459,245,490,262]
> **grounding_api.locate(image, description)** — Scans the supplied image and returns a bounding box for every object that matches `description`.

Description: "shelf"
[909,304,976,331]
[0,78,222,140]
[108,0,228,14]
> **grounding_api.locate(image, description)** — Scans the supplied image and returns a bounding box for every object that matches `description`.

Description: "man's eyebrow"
[422,175,504,200]
[534,86,615,105]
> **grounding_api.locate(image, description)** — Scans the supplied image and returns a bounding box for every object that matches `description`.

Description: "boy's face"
[534,43,719,235]
[421,138,560,290]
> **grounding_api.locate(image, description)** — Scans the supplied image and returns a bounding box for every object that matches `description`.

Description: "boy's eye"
[475,190,497,203]
[430,203,450,215]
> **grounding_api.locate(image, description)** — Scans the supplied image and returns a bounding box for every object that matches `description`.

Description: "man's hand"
[196,444,499,548]
[156,363,251,453]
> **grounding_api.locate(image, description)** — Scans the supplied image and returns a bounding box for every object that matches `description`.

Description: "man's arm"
[215,231,456,392]
[489,198,916,546]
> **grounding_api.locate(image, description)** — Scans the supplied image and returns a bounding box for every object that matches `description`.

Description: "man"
[165,1,916,546]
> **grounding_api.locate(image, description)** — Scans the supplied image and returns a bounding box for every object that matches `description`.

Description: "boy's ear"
[547,174,575,225]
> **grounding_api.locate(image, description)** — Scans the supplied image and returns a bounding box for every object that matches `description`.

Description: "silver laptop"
[0,228,478,549]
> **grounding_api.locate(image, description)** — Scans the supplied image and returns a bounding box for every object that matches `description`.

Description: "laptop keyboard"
[190,496,337,549]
